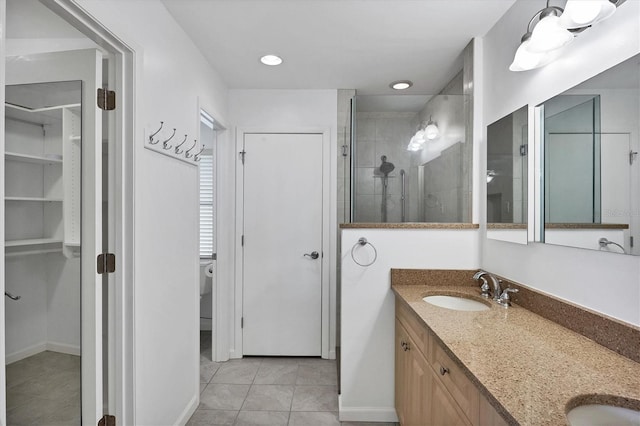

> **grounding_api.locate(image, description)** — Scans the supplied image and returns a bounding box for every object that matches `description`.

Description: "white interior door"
[243,133,323,356]
[6,49,104,424]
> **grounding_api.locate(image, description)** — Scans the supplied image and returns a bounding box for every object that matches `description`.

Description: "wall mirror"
[486,105,528,244]
[536,54,639,255]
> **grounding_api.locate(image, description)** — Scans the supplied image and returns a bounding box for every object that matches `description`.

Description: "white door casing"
[5,49,104,425]
[241,132,325,356]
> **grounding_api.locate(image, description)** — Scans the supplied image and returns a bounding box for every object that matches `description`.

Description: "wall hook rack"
[145,121,199,166]
[185,140,198,158]
[162,128,176,150]
[148,121,163,145]
[175,135,188,154]
[194,145,206,162]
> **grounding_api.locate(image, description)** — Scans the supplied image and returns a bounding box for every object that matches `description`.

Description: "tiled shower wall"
[354,112,415,223]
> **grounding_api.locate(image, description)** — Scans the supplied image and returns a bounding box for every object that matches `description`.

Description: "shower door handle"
[304,251,320,260]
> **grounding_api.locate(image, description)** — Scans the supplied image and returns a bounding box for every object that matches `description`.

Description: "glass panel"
[352,93,470,223]
[5,81,82,424]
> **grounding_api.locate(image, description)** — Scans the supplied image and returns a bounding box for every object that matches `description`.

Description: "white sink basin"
[422,295,490,312]
[567,405,640,425]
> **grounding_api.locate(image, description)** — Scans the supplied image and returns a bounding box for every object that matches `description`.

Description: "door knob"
[304,251,320,260]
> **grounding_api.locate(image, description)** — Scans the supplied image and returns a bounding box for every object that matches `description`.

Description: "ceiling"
[162,0,516,95]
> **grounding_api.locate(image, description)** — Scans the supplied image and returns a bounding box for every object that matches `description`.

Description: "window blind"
[199,154,214,258]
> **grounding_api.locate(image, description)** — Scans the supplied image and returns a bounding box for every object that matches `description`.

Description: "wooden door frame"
[233,127,331,359]
[0,0,137,424]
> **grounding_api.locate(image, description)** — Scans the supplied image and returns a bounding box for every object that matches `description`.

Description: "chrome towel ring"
[351,237,377,267]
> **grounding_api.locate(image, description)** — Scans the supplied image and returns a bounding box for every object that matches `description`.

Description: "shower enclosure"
[351,93,470,223]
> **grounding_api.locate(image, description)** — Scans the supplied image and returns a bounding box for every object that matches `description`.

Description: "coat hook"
[162,128,176,150]
[185,140,198,158]
[175,135,188,154]
[194,145,206,162]
[149,121,163,145]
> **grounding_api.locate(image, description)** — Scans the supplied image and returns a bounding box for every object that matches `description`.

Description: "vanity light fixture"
[510,0,619,72]
[407,117,439,151]
[260,54,283,66]
[390,80,413,90]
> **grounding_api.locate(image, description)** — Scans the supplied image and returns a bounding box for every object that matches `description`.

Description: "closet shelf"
[5,196,63,202]
[5,238,63,247]
[5,152,63,165]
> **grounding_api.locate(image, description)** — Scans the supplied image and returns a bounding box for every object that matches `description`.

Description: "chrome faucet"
[472,270,502,300]
[497,288,519,308]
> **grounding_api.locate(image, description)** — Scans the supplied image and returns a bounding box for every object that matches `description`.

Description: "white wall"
[228,89,338,357]
[339,228,480,422]
[482,0,640,326]
[69,1,230,424]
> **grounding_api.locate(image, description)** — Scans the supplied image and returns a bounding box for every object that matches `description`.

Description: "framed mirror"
[535,54,639,255]
[486,105,528,244]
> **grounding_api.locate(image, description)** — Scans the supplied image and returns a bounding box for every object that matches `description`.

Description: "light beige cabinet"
[395,301,508,426]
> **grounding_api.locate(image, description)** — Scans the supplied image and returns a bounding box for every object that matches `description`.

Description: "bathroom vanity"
[392,269,640,425]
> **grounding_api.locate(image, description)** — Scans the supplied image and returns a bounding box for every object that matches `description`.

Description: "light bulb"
[509,38,558,72]
[425,123,439,140]
[560,0,616,29]
[528,14,574,53]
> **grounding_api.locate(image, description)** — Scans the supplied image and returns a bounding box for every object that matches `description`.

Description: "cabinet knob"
[439,366,449,376]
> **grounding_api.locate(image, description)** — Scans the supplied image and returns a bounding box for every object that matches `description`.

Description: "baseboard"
[47,341,81,356]
[175,392,199,426]
[6,342,47,364]
[338,396,399,422]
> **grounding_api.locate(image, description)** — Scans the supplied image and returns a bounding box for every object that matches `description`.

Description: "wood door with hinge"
[242,133,323,356]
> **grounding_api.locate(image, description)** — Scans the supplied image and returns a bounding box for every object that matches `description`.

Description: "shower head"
[379,155,395,176]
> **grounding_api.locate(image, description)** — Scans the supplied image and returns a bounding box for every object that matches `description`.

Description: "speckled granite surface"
[392,284,640,425]
[339,223,479,229]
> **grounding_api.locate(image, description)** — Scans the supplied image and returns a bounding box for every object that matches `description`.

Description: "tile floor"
[5,351,81,426]
[192,332,395,426]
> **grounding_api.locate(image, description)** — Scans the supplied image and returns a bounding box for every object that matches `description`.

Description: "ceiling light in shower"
[487,170,497,183]
[260,54,283,66]
[390,80,413,90]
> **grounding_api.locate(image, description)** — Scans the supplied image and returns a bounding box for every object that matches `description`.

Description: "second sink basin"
[567,404,640,425]
[422,295,490,312]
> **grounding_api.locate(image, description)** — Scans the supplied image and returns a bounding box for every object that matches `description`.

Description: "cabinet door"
[405,348,430,426]
[395,320,409,425]
[6,49,104,425]
[429,375,472,426]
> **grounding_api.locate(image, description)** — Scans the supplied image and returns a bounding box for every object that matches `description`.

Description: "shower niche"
[351,89,471,223]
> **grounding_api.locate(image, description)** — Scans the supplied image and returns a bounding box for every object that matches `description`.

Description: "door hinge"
[98,414,116,426]
[631,236,634,248]
[241,317,244,328]
[97,253,116,274]
[97,87,116,111]
[239,149,246,165]
[241,235,244,246]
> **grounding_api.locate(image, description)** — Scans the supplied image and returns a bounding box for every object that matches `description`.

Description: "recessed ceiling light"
[260,54,283,66]
[390,80,413,90]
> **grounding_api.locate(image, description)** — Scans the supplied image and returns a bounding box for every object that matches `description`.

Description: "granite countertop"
[392,284,640,425]
[340,223,479,229]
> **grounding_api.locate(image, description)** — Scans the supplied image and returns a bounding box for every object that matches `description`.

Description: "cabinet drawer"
[431,340,480,424]
[396,301,430,358]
